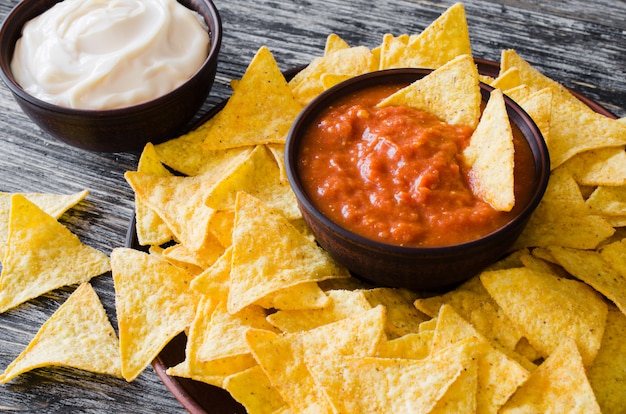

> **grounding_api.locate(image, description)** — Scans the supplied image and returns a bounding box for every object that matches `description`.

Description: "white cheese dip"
[11,0,210,110]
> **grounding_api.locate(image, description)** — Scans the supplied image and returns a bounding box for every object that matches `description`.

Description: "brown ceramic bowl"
[0,0,222,152]
[285,68,550,291]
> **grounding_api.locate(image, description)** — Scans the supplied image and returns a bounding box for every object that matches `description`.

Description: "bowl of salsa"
[285,68,550,291]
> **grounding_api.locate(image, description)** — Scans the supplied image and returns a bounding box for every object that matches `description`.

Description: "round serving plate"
[125,58,617,414]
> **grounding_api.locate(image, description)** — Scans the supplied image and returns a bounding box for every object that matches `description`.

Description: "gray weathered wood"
[0,0,624,412]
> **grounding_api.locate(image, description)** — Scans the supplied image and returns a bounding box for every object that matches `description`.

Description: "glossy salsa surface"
[298,84,536,247]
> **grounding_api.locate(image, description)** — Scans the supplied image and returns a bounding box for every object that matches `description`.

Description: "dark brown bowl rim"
[285,67,551,255]
[0,0,222,115]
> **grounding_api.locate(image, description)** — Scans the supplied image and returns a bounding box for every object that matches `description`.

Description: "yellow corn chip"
[547,245,626,316]
[361,287,428,338]
[513,168,615,250]
[111,248,198,381]
[267,289,372,332]
[378,33,409,70]
[587,185,626,216]
[124,171,226,261]
[0,195,110,313]
[379,3,472,70]
[517,87,552,148]
[324,33,350,55]
[223,365,288,414]
[480,267,608,367]
[500,338,601,413]
[490,67,521,90]
[134,143,174,246]
[205,145,300,220]
[429,357,478,413]
[289,46,378,106]
[160,243,207,274]
[227,192,349,314]
[600,238,626,277]
[564,146,626,186]
[0,189,89,261]
[587,306,626,413]
[197,301,277,363]
[305,336,477,414]
[0,283,121,383]
[463,88,515,211]
[253,281,330,311]
[190,246,232,300]
[246,306,386,413]
[376,331,434,360]
[203,46,303,150]
[265,143,288,184]
[431,304,531,412]
[377,54,481,129]
[414,275,523,351]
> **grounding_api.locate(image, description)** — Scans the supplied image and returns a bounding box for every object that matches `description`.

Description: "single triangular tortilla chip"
[377,54,481,128]
[547,245,626,316]
[379,3,472,70]
[289,46,378,106]
[480,267,608,367]
[500,338,601,413]
[305,336,477,414]
[463,88,516,211]
[205,145,300,219]
[0,195,110,313]
[324,33,350,55]
[228,192,349,314]
[110,248,198,381]
[587,306,626,413]
[0,283,122,383]
[564,146,626,186]
[203,46,303,150]
[134,143,174,246]
[0,189,89,261]
[223,365,289,414]
[490,67,521,91]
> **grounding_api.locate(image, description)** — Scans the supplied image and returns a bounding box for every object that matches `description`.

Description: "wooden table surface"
[0,0,624,412]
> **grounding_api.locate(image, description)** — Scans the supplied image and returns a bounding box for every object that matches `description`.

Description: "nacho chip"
[0,283,121,383]
[376,331,434,360]
[463,88,515,211]
[205,145,300,219]
[414,275,523,351]
[587,185,626,216]
[305,337,476,414]
[134,143,174,246]
[0,189,89,261]
[246,306,386,413]
[587,306,626,413]
[124,171,226,260]
[253,281,330,311]
[0,195,110,313]
[500,338,601,413]
[323,33,350,55]
[516,87,552,148]
[480,267,608,367]
[190,246,232,300]
[564,146,626,186]
[266,289,372,332]
[377,54,481,128]
[223,365,288,414]
[430,304,532,412]
[289,45,378,106]
[547,245,626,316]
[429,357,478,413]
[111,248,197,381]
[490,67,521,91]
[203,46,303,150]
[379,3,472,70]
[228,192,349,314]
[361,287,428,338]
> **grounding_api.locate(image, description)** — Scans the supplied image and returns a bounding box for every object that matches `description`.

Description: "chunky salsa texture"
[298,84,535,247]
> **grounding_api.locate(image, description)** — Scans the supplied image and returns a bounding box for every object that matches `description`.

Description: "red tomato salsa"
[297,84,535,247]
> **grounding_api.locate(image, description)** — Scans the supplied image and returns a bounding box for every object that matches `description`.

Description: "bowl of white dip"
[0,0,222,152]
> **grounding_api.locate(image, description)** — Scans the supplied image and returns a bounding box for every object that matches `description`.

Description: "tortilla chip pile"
[2,2,626,413]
